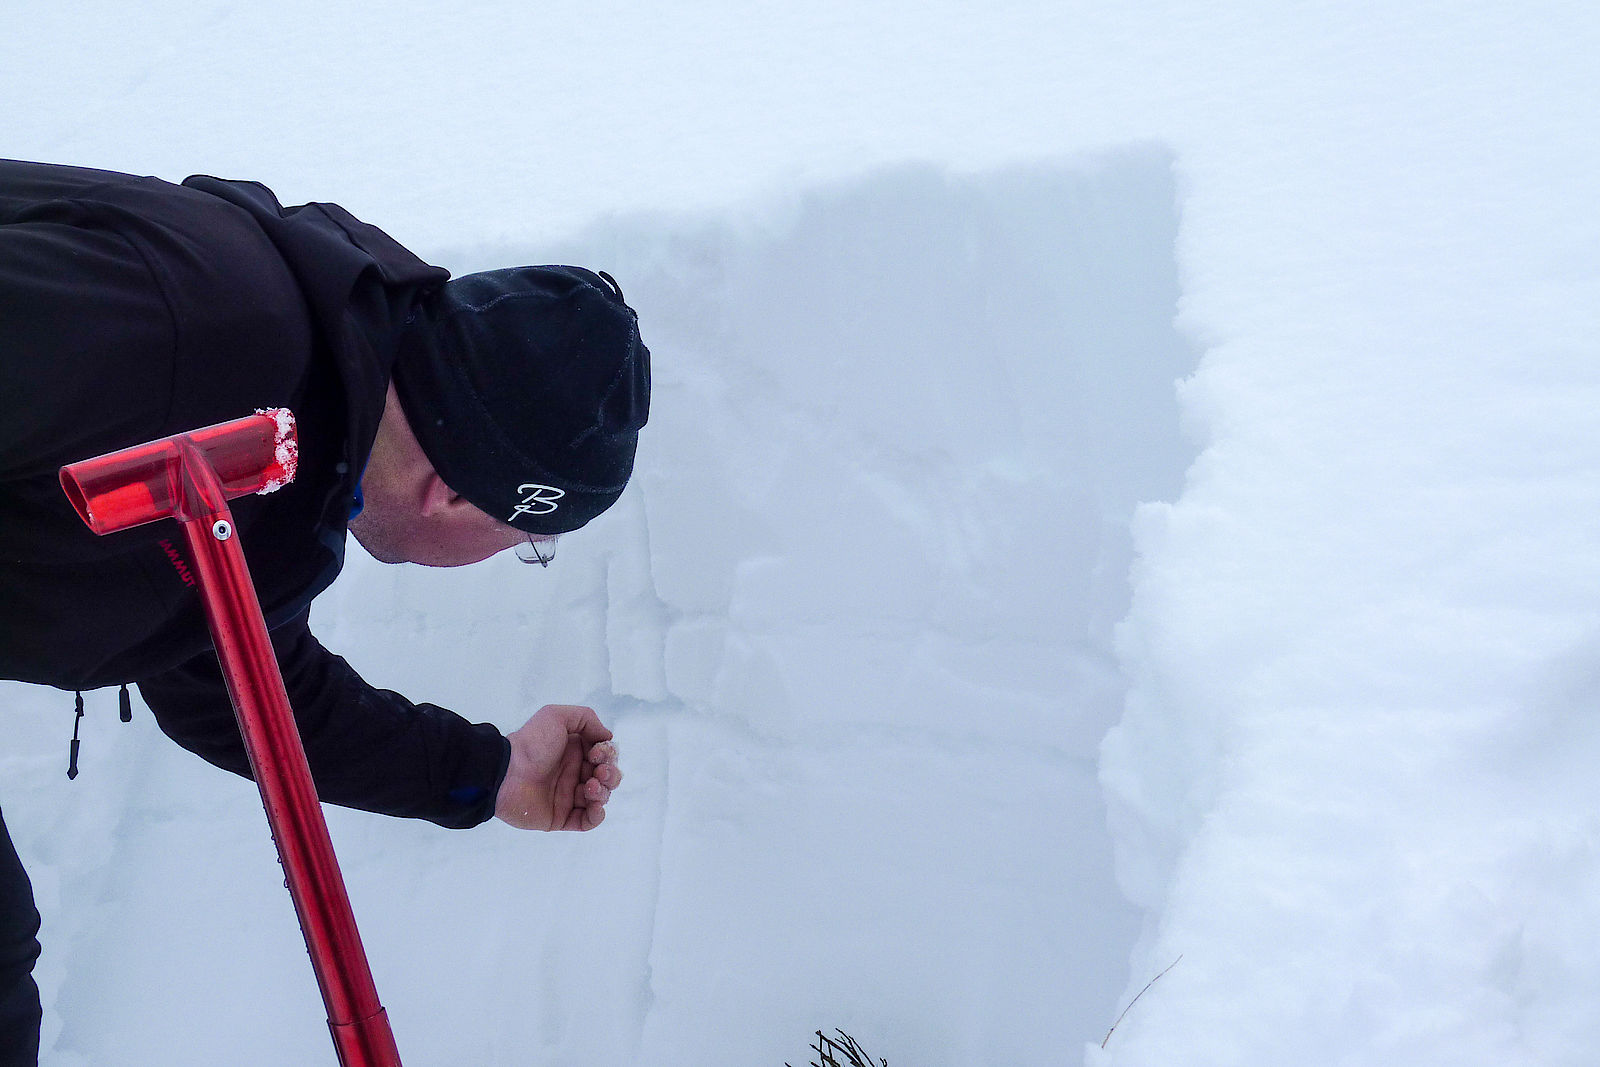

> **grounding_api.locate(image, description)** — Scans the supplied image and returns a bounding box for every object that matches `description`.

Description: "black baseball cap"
[393,265,651,534]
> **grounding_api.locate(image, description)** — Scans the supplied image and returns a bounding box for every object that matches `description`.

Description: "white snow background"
[2,1,1598,1064]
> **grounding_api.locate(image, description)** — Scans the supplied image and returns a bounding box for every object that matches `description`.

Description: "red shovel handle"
[59,409,296,534]
[61,412,402,1067]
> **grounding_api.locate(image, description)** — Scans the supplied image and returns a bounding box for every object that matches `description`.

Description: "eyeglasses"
[515,535,558,567]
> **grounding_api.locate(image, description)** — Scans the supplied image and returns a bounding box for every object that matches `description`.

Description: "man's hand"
[495,704,621,831]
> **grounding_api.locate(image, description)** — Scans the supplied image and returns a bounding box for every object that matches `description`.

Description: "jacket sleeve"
[136,612,511,829]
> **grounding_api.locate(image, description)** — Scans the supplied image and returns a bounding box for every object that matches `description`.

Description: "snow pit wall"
[1,147,1198,1066]
[513,149,1199,1064]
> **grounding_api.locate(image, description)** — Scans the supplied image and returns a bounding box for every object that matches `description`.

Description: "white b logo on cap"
[510,483,565,521]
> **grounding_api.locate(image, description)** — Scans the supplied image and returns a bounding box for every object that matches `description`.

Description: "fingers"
[541,704,614,745]
[589,740,620,775]
[577,746,618,821]
[528,706,622,832]
[564,777,610,832]
[581,715,614,745]
[569,745,620,830]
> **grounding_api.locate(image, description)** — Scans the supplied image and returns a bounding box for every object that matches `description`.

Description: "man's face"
[348,383,562,568]
[348,489,553,568]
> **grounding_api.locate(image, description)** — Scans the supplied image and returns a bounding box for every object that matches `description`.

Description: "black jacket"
[0,159,509,828]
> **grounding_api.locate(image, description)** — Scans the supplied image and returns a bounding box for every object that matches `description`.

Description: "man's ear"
[419,472,474,518]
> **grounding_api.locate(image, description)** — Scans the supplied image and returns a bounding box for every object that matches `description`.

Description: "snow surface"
[2,2,1598,1065]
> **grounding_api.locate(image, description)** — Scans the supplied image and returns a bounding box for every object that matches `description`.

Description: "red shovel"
[60,410,402,1067]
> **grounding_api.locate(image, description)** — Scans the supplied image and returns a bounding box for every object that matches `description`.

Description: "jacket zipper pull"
[67,691,85,780]
[119,684,133,723]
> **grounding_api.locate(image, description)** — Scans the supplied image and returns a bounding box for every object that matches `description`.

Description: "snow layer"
[2,2,1598,1065]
